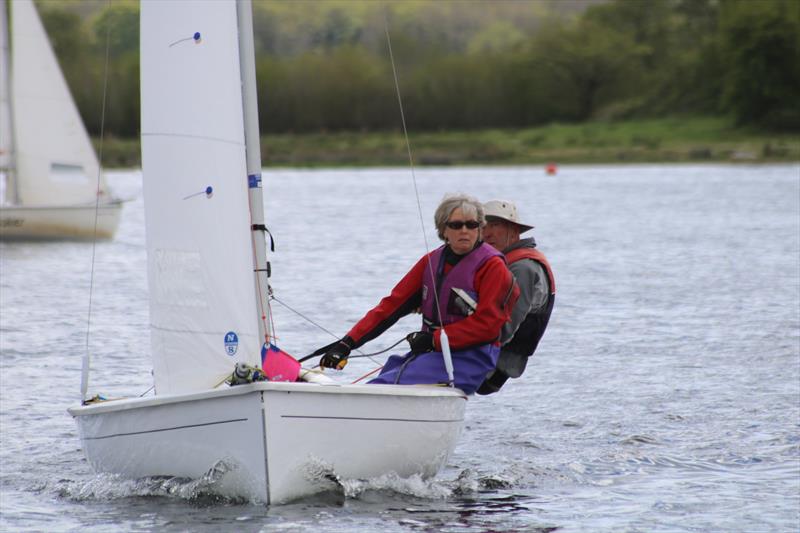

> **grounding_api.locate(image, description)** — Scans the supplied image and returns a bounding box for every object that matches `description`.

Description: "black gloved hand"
[317,337,353,370]
[406,331,434,355]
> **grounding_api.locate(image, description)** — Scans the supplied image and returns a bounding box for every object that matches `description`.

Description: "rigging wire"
[254,22,450,380]
[271,294,338,340]
[270,294,390,366]
[81,2,112,403]
[265,22,447,380]
[383,19,445,328]
[384,18,453,385]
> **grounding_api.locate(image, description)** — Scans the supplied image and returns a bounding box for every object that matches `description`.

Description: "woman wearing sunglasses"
[310,193,518,394]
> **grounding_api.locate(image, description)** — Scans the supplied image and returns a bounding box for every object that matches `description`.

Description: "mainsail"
[140,0,263,394]
[9,0,106,206]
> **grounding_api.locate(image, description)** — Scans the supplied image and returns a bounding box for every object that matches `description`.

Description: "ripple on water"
[2,165,799,532]
[620,434,660,445]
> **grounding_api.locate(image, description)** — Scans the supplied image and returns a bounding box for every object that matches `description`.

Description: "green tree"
[91,1,139,57]
[89,2,140,137]
[648,0,722,116]
[38,7,85,64]
[719,0,800,129]
[258,47,394,133]
[531,18,644,120]
[467,21,525,55]
[406,54,502,130]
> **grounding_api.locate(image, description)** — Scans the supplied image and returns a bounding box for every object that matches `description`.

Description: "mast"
[0,0,18,204]
[236,0,272,346]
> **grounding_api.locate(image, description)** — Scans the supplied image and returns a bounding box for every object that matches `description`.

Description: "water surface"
[1,164,798,532]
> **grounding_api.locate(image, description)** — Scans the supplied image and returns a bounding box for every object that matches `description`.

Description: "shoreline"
[97,118,800,169]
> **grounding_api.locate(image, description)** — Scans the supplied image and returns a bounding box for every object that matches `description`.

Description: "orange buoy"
[545,163,558,175]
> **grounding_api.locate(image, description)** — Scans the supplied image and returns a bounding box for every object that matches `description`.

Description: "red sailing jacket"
[346,247,517,351]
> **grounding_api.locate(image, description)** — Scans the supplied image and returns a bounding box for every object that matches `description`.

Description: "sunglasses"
[446,220,480,230]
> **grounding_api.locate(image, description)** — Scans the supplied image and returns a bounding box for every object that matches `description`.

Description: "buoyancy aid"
[477,243,555,395]
[371,243,505,394]
[420,243,502,331]
[502,246,555,361]
[505,247,556,294]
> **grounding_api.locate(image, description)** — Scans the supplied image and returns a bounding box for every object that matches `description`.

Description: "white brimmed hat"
[483,200,534,233]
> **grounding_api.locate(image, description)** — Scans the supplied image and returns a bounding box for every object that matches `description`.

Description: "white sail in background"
[0,0,12,176]
[1,0,14,207]
[10,0,108,206]
[140,0,262,394]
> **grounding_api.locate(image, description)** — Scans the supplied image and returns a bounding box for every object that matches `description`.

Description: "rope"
[352,366,384,384]
[81,1,113,403]
[349,337,406,357]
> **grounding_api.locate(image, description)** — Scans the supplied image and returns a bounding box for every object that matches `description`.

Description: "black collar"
[444,241,482,266]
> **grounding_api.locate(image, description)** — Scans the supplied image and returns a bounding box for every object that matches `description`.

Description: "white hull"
[0,199,122,240]
[69,381,467,504]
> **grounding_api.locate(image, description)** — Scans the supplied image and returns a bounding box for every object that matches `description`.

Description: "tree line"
[35,0,800,138]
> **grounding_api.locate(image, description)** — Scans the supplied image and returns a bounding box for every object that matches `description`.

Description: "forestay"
[8,0,104,205]
[140,0,262,394]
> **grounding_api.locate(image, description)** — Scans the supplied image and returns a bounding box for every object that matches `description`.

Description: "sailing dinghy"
[68,0,466,504]
[0,0,121,240]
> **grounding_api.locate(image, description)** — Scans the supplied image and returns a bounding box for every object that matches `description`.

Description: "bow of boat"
[69,382,467,503]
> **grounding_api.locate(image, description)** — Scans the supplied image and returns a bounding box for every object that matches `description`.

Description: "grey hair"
[434,193,485,241]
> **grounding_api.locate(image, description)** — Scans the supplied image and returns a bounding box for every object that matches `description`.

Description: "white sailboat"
[68,0,466,505]
[0,0,121,240]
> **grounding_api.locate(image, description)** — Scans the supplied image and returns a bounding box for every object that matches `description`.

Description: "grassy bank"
[98,117,799,168]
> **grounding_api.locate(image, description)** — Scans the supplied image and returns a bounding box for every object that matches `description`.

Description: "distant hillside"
[250,0,606,56]
[32,0,800,137]
[39,0,606,57]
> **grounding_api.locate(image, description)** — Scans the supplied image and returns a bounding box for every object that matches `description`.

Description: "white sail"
[140,0,262,394]
[10,0,108,206]
[0,0,12,176]
[1,0,14,208]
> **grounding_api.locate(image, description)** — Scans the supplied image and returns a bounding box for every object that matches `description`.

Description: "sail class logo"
[224,331,239,356]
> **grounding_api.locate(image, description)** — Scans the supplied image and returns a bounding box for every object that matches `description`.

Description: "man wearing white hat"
[477,200,556,395]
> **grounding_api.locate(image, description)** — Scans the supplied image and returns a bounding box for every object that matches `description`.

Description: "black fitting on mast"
[251,223,274,277]
[254,264,272,277]
[251,223,275,252]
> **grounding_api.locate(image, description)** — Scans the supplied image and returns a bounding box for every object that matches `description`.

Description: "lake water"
[1,164,798,532]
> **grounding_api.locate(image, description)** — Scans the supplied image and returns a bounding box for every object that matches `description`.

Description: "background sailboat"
[0,0,121,240]
[68,0,466,504]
